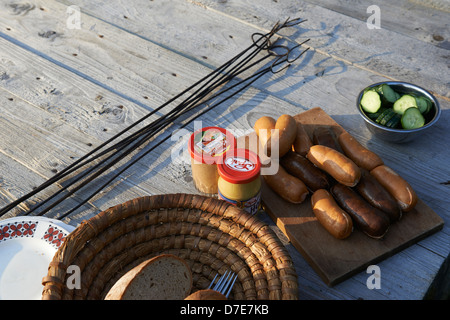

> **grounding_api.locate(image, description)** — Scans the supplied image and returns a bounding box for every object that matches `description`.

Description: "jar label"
[218,189,261,215]
[195,130,228,157]
[225,157,255,172]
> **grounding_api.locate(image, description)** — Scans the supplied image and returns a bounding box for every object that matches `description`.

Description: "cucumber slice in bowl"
[393,94,417,114]
[401,107,425,129]
[375,108,396,125]
[385,113,402,128]
[415,96,432,114]
[377,84,400,104]
[360,90,381,113]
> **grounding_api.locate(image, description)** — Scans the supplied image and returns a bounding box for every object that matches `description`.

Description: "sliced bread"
[105,254,192,300]
[184,289,227,300]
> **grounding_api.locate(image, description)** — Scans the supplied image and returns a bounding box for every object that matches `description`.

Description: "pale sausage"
[311,189,353,239]
[307,145,361,187]
[338,132,384,171]
[263,163,309,204]
[370,165,418,212]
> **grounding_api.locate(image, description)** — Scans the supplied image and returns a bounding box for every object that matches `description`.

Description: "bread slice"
[105,254,192,300]
[184,289,227,300]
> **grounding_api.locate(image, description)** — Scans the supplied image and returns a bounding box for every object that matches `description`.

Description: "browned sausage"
[370,165,418,212]
[280,151,330,191]
[307,145,361,187]
[292,121,313,156]
[337,132,384,171]
[311,189,353,239]
[263,163,309,204]
[331,183,390,239]
[356,169,402,222]
[312,126,341,151]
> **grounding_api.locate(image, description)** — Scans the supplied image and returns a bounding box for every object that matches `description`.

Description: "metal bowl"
[357,81,441,143]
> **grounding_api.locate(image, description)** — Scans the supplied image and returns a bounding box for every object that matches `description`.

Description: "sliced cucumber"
[401,107,425,129]
[379,84,400,104]
[393,94,417,115]
[376,108,396,125]
[415,96,432,114]
[424,97,433,114]
[367,112,381,120]
[361,90,382,113]
[366,108,387,120]
[385,113,402,128]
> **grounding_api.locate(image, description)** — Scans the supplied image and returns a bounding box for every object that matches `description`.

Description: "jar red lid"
[188,126,236,164]
[218,148,261,184]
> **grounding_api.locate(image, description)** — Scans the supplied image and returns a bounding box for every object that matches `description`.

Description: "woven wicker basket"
[41,194,298,300]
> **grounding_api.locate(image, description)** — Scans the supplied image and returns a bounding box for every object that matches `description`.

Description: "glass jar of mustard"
[188,126,236,194]
[217,148,262,215]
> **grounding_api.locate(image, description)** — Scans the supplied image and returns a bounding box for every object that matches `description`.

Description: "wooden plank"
[0,90,133,222]
[259,107,444,286]
[0,149,97,224]
[299,0,450,49]
[192,0,450,98]
[0,92,93,177]
[0,0,218,111]
[1,0,300,129]
[71,0,447,101]
[0,38,197,221]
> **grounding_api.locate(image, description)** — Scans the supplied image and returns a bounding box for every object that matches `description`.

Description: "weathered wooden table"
[0,0,448,300]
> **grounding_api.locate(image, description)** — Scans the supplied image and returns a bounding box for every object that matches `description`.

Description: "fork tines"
[208,270,238,298]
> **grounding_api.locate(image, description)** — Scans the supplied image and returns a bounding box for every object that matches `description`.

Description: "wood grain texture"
[194,0,450,98]
[0,0,448,299]
[300,0,450,49]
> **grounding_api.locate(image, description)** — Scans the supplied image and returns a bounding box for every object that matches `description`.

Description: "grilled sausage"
[331,183,390,239]
[337,132,384,171]
[356,168,402,222]
[312,126,342,151]
[311,189,353,239]
[292,121,313,156]
[370,165,418,212]
[307,145,361,187]
[280,151,330,191]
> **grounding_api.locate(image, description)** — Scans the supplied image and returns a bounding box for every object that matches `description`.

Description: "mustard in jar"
[188,126,236,194]
[217,148,261,215]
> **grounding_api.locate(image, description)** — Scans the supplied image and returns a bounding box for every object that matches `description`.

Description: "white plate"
[0,216,75,300]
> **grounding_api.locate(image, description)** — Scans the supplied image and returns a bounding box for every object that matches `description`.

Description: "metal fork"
[208,270,238,298]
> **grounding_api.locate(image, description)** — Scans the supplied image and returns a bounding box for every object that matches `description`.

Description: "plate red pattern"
[0,216,75,300]
[0,221,38,242]
[42,225,67,248]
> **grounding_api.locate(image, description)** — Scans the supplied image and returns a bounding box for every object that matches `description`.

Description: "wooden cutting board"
[246,107,444,286]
